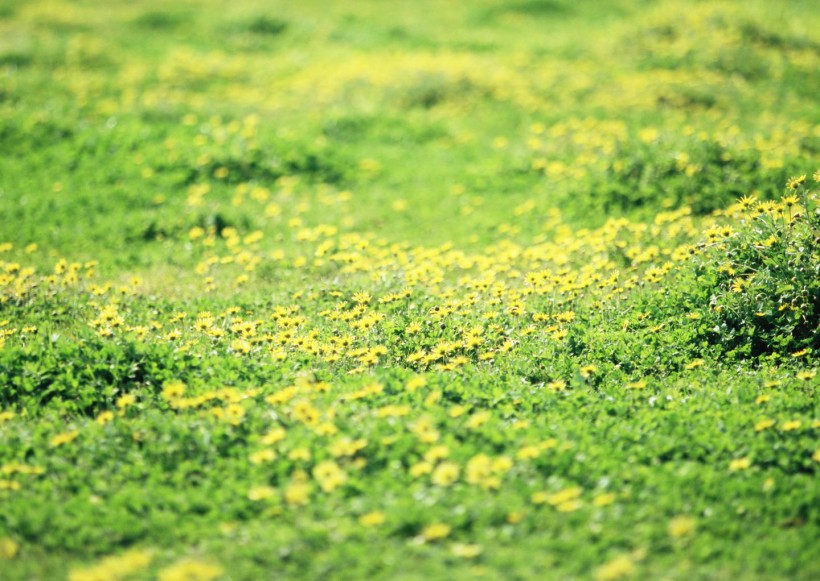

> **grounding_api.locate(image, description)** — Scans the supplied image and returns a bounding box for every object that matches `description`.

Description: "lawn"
[0,0,818,579]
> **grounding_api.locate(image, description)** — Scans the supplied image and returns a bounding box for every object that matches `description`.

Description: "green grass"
[0,0,818,579]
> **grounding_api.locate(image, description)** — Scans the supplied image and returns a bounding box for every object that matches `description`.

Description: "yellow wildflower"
[420,523,451,542]
[668,515,697,539]
[359,511,386,527]
[431,462,460,487]
[594,555,635,581]
[729,457,751,472]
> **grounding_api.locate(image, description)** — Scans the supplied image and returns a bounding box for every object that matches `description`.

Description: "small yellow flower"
[781,420,801,432]
[556,499,582,512]
[161,381,186,400]
[594,554,635,581]
[313,460,348,493]
[431,462,460,487]
[786,175,806,190]
[517,445,541,460]
[283,481,311,506]
[260,427,287,446]
[547,486,583,506]
[754,419,775,432]
[506,511,524,524]
[249,449,277,464]
[0,537,18,559]
[358,511,386,527]
[531,491,549,505]
[592,493,616,507]
[224,403,245,426]
[409,461,434,478]
[247,486,277,501]
[729,457,751,472]
[450,543,482,558]
[116,394,136,409]
[424,445,450,463]
[287,448,311,462]
[50,430,80,448]
[95,411,115,426]
[420,523,451,542]
[668,515,697,539]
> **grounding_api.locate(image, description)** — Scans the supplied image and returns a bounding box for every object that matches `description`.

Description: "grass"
[0,0,818,579]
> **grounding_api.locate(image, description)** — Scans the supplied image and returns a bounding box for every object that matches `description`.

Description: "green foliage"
[0,0,818,579]
[702,185,820,358]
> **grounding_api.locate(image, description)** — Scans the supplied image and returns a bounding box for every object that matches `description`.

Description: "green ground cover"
[0,0,818,578]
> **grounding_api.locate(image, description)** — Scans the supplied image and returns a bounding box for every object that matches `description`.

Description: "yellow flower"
[95,411,115,426]
[283,481,311,506]
[249,449,277,465]
[224,404,245,426]
[260,427,287,446]
[547,379,567,391]
[313,461,348,493]
[592,493,616,507]
[292,401,320,425]
[69,549,154,581]
[754,419,775,432]
[409,461,434,478]
[406,375,427,391]
[424,445,450,463]
[465,454,493,486]
[0,537,18,559]
[465,410,491,429]
[729,457,751,472]
[352,291,371,304]
[431,462,460,487]
[247,486,277,501]
[420,523,451,542]
[580,364,598,378]
[358,511,386,527]
[786,175,806,190]
[506,511,524,524]
[556,499,582,512]
[668,515,697,539]
[517,445,541,460]
[116,394,136,409]
[329,437,367,458]
[547,486,583,506]
[531,491,549,505]
[50,430,80,448]
[161,381,186,400]
[594,555,635,581]
[781,420,801,432]
[287,448,311,462]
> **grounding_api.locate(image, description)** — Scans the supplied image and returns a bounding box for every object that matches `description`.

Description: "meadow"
[0,0,818,579]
